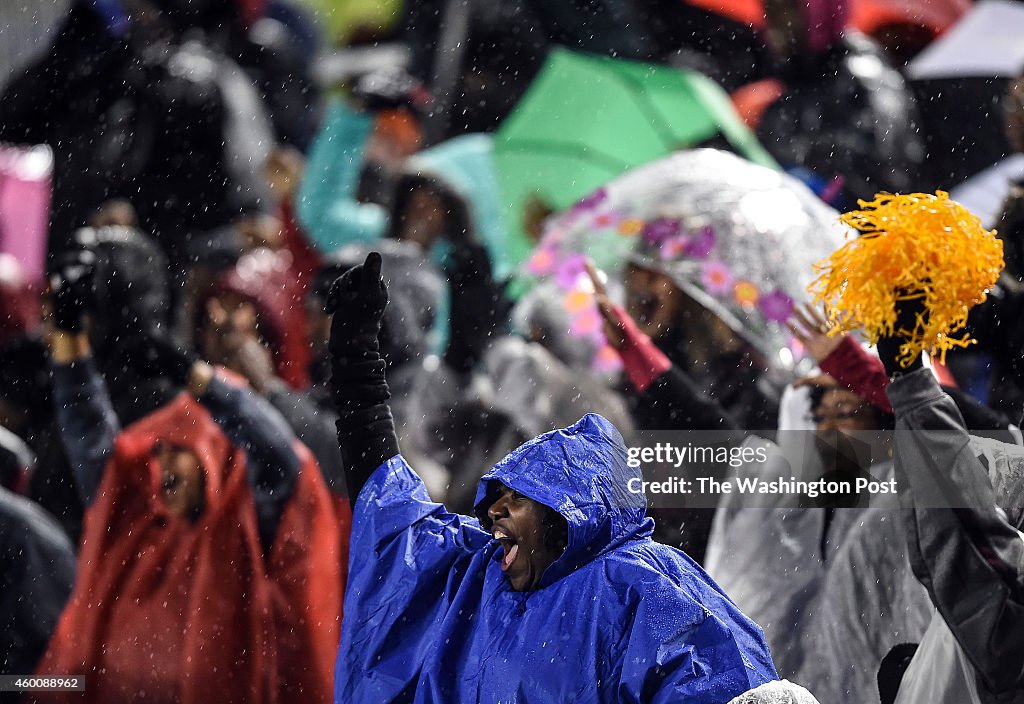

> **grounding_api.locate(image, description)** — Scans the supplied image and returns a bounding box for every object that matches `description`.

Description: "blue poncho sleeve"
[335,455,491,701]
[611,568,778,703]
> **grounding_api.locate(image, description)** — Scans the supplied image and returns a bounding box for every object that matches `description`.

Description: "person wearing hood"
[208,240,450,498]
[328,252,778,702]
[36,252,343,703]
[702,308,930,701]
[744,0,924,205]
[194,247,313,391]
[296,68,512,278]
[706,303,1021,702]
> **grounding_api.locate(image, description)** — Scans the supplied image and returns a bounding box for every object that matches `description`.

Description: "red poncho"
[35,392,344,703]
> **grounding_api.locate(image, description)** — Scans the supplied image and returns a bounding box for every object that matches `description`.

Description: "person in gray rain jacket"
[877,305,1024,703]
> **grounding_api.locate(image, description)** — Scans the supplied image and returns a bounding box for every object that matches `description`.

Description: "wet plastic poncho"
[727,679,820,704]
[704,386,933,700]
[336,414,778,702]
[756,31,924,204]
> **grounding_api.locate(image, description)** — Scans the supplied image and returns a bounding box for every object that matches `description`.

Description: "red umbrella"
[684,0,969,34]
[852,0,971,35]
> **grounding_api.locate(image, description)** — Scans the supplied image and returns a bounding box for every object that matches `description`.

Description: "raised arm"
[117,330,302,548]
[295,100,386,251]
[326,252,400,507]
[587,263,740,430]
[47,252,120,507]
[49,334,120,507]
[195,372,301,541]
[328,262,499,703]
[880,309,1024,695]
[788,304,893,414]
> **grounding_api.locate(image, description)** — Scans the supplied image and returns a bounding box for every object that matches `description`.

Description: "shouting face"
[155,444,205,520]
[486,483,567,592]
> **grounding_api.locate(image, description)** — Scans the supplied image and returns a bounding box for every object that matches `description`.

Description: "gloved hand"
[115,326,197,387]
[352,67,432,114]
[326,252,389,359]
[50,250,96,333]
[876,291,927,378]
[326,253,400,497]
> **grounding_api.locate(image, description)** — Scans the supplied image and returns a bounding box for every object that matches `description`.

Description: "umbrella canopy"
[902,1,1022,191]
[524,149,849,371]
[906,0,1024,79]
[493,49,776,267]
[685,0,969,35]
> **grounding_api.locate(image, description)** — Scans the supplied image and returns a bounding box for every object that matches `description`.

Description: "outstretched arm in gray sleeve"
[888,368,1024,695]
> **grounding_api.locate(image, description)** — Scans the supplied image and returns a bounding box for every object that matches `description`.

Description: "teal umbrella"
[494,48,777,266]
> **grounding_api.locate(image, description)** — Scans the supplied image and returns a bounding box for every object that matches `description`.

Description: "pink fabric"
[207,249,312,390]
[819,335,893,414]
[611,304,672,393]
[819,336,956,411]
[0,254,39,346]
[0,145,51,286]
[801,0,851,54]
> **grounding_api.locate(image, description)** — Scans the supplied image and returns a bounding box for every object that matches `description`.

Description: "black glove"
[50,250,96,333]
[444,243,511,374]
[325,252,399,501]
[327,252,389,359]
[114,327,197,388]
[352,67,431,114]
[877,291,927,378]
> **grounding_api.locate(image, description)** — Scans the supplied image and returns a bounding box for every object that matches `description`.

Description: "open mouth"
[493,529,520,572]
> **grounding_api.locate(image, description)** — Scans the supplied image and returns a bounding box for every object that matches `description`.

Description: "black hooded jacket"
[757,33,924,203]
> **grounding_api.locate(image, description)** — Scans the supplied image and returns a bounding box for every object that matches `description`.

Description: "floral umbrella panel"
[525,149,852,371]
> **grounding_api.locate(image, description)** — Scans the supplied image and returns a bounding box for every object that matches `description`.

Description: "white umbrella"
[907,0,1024,80]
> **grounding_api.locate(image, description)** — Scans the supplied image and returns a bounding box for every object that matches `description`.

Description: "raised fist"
[327,252,389,357]
[50,250,96,333]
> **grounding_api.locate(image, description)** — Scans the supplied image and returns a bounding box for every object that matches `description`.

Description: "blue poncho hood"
[473,414,653,588]
[336,414,778,703]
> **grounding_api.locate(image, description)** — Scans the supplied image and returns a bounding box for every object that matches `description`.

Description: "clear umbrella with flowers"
[522,149,851,374]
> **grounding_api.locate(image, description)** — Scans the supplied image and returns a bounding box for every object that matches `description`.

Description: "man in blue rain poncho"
[326,253,779,703]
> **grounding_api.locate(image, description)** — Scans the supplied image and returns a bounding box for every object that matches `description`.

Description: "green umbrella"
[494,49,777,266]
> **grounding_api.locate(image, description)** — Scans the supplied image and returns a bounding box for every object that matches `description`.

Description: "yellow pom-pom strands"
[809,191,1004,367]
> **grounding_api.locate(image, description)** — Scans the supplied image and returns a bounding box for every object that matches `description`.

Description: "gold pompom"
[809,191,1004,366]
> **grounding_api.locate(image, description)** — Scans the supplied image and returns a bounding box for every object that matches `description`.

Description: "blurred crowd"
[1,0,1024,702]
